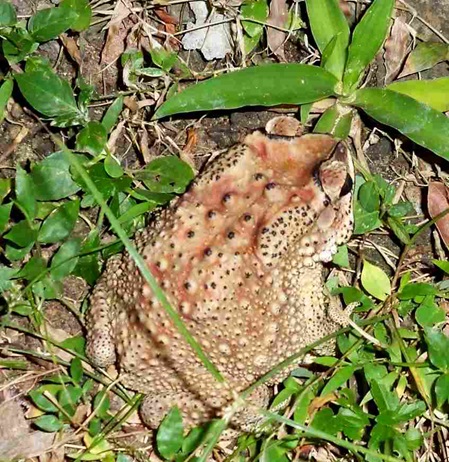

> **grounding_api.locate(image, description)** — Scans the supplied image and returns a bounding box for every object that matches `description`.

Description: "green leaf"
[305,0,349,80]
[371,381,399,413]
[0,0,16,26]
[361,260,391,301]
[153,64,338,119]
[388,201,413,218]
[0,201,12,234]
[101,96,123,133]
[4,219,37,247]
[433,259,449,275]
[15,67,80,119]
[70,357,83,383]
[353,202,382,234]
[424,327,449,372]
[241,0,268,37]
[400,42,449,77]
[59,0,91,32]
[150,47,178,73]
[388,77,449,112]
[416,300,445,327]
[137,156,194,194]
[0,78,13,123]
[17,256,46,281]
[51,238,81,280]
[2,28,38,64]
[104,154,124,178]
[353,88,449,162]
[321,365,358,396]
[0,178,11,203]
[38,199,80,244]
[399,282,437,299]
[93,390,110,419]
[76,121,107,155]
[29,384,62,413]
[343,0,394,92]
[72,230,100,285]
[15,166,36,219]
[395,401,426,423]
[33,414,64,432]
[28,5,77,42]
[386,216,410,245]
[311,408,340,436]
[332,244,349,268]
[435,373,449,408]
[31,151,80,201]
[156,406,184,460]
[358,181,380,212]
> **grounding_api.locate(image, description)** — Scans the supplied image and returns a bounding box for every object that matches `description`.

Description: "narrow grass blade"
[353,88,449,161]
[305,0,349,80]
[153,64,338,119]
[343,0,394,93]
[388,77,449,112]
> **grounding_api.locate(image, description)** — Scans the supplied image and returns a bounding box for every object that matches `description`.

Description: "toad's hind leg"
[86,259,121,368]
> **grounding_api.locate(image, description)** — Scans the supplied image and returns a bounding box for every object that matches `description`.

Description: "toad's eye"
[339,173,353,197]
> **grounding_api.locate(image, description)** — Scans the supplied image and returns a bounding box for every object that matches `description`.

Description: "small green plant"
[154,0,449,162]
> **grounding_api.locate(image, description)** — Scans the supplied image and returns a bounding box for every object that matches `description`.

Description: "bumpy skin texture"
[86,119,354,430]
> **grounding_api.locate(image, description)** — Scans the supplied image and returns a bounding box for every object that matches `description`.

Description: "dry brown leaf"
[154,8,178,25]
[139,126,152,164]
[101,0,132,64]
[428,181,449,249]
[183,127,198,156]
[384,17,411,83]
[107,119,126,154]
[0,397,55,459]
[267,0,288,61]
[60,33,82,66]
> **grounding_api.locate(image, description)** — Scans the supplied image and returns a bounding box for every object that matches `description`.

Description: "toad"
[86,117,354,430]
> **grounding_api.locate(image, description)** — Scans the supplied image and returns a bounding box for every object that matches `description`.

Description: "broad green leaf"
[337,407,370,440]
[51,237,81,280]
[2,28,38,64]
[17,256,46,281]
[156,406,184,459]
[416,300,445,327]
[242,0,268,37]
[399,282,437,300]
[76,122,107,155]
[332,244,349,268]
[5,242,34,261]
[353,202,382,234]
[388,77,449,112]
[104,154,124,178]
[311,408,340,436]
[72,230,100,285]
[117,201,156,224]
[38,199,80,244]
[15,68,80,119]
[15,166,36,218]
[314,104,338,134]
[343,0,394,92]
[400,42,449,77]
[0,265,18,291]
[0,78,13,123]
[31,151,80,201]
[29,384,62,413]
[370,381,399,413]
[28,5,77,42]
[0,201,12,234]
[0,178,11,202]
[93,390,110,419]
[59,0,91,31]
[395,401,426,423]
[435,373,449,408]
[388,201,413,218]
[305,0,349,80]
[361,260,391,301]
[101,96,123,133]
[433,259,449,274]
[153,64,338,119]
[353,88,449,161]
[358,181,380,212]
[4,219,37,247]
[33,414,64,432]
[386,216,410,245]
[150,47,177,72]
[0,0,16,26]
[137,156,194,194]
[321,365,358,396]
[424,327,449,372]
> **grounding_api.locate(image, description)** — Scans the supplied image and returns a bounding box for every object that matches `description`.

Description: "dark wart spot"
[184,282,191,290]
[244,214,252,222]
[265,182,276,190]
[207,210,216,219]
[187,231,195,238]
[227,231,235,239]
[204,247,212,256]
[223,193,231,203]
[254,173,264,180]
